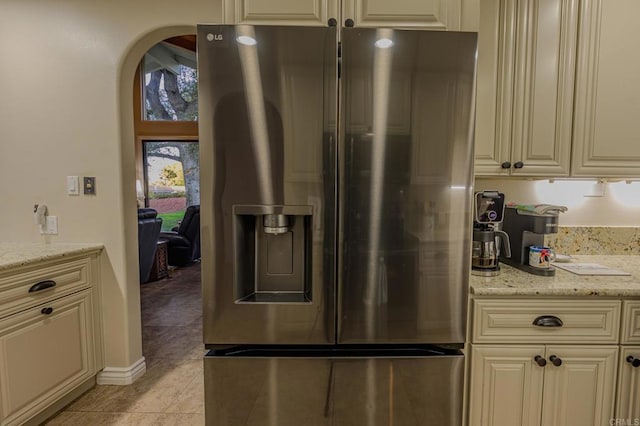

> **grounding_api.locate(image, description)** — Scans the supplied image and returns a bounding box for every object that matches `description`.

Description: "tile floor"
[46,264,205,425]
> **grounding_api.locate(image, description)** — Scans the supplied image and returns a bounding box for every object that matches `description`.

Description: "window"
[143,141,199,232]
[142,36,198,121]
[134,35,199,233]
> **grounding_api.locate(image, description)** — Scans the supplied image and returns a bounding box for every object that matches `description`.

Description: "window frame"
[133,62,198,204]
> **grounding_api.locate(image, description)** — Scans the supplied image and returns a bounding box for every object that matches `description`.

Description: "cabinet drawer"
[0,290,94,425]
[0,257,91,319]
[472,299,621,344]
[622,301,640,344]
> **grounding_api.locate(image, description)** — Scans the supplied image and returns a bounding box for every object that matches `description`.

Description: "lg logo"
[206,33,224,42]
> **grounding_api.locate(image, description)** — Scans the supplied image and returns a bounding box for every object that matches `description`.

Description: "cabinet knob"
[344,18,355,27]
[513,161,524,169]
[41,307,54,315]
[549,355,562,367]
[534,355,547,367]
[328,18,337,27]
[500,161,511,169]
[532,315,563,327]
[627,356,640,368]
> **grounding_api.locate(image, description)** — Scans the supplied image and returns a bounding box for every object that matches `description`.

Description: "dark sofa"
[159,205,200,267]
[138,208,162,283]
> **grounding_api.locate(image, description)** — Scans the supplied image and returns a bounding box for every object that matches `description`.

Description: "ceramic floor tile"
[47,411,204,426]
[49,263,205,424]
[166,374,205,414]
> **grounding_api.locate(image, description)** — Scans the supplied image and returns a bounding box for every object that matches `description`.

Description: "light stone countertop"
[0,243,103,272]
[470,255,640,297]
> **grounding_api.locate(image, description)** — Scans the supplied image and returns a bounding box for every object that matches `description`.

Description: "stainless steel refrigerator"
[198,24,477,426]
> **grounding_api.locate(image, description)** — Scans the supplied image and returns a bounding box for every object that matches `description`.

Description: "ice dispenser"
[233,205,313,304]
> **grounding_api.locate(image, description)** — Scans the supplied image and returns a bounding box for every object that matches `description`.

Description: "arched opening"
[117,23,202,368]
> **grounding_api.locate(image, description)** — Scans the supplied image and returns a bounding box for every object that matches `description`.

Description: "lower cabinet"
[616,347,640,422]
[469,344,618,426]
[0,290,96,425]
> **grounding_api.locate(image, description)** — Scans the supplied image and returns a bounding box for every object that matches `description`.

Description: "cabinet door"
[223,0,339,26]
[541,345,617,426]
[509,0,578,177]
[572,0,640,177]
[473,0,515,176]
[468,345,545,426]
[616,347,640,422]
[0,290,94,425]
[343,0,466,30]
[475,0,578,177]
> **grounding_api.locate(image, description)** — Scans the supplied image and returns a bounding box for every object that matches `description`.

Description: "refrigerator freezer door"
[204,350,464,425]
[199,25,338,345]
[338,29,477,344]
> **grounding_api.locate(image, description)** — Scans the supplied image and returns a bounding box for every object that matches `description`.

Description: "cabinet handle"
[534,355,547,367]
[28,280,57,293]
[328,18,337,27]
[532,315,563,327]
[549,355,562,367]
[501,161,511,169]
[513,161,524,169]
[41,307,54,315]
[627,356,640,368]
[344,18,355,27]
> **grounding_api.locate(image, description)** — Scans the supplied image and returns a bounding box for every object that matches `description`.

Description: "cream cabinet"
[343,0,478,30]
[476,0,640,178]
[617,302,640,421]
[222,0,479,30]
[571,0,640,177]
[223,0,339,26]
[468,297,620,426]
[0,250,102,426]
[616,347,640,422]
[470,344,617,426]
[474,0,578,177]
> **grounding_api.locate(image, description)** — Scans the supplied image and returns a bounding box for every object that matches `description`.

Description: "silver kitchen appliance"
[472,191,511,276]
[198,24,477,425]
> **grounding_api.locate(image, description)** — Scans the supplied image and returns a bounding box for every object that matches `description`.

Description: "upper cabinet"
[343,0,478,30]
[223,0,479,30]
[571,0,640,177]
[223,0,339,26]
[476,0,640,178]
[475,0,578,177]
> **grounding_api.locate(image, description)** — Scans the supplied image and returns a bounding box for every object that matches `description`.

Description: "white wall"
[0,1,221,370]
[476,178,640,226]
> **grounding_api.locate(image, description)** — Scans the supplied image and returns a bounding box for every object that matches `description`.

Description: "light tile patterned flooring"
[46,264,205,425]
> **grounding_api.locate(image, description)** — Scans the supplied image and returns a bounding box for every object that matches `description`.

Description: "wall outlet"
[41,216,58,235]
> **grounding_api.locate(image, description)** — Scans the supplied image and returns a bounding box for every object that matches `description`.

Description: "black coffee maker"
[472,191,511,276]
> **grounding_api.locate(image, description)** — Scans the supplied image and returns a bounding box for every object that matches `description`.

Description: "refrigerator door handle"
[323,361,335,417]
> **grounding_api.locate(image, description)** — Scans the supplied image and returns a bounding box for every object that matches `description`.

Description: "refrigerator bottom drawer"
[204,352,463,426]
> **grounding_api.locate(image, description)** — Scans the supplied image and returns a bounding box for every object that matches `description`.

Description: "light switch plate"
[67,176,79,195]
[83,177,96,195]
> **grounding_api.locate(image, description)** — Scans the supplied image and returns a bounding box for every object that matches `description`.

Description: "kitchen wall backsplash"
[545,227,640,255]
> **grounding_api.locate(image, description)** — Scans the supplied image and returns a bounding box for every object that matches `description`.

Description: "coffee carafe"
[472,191,511,276]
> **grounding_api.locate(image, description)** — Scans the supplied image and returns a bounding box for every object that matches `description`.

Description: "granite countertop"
[0,243,103,272]
[470,255,640,297]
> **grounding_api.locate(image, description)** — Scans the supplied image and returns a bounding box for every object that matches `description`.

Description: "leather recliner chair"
[138,208,163,283]
[160,205,200,267]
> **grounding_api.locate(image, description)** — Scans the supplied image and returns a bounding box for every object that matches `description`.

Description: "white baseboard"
[96,357,146,385]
